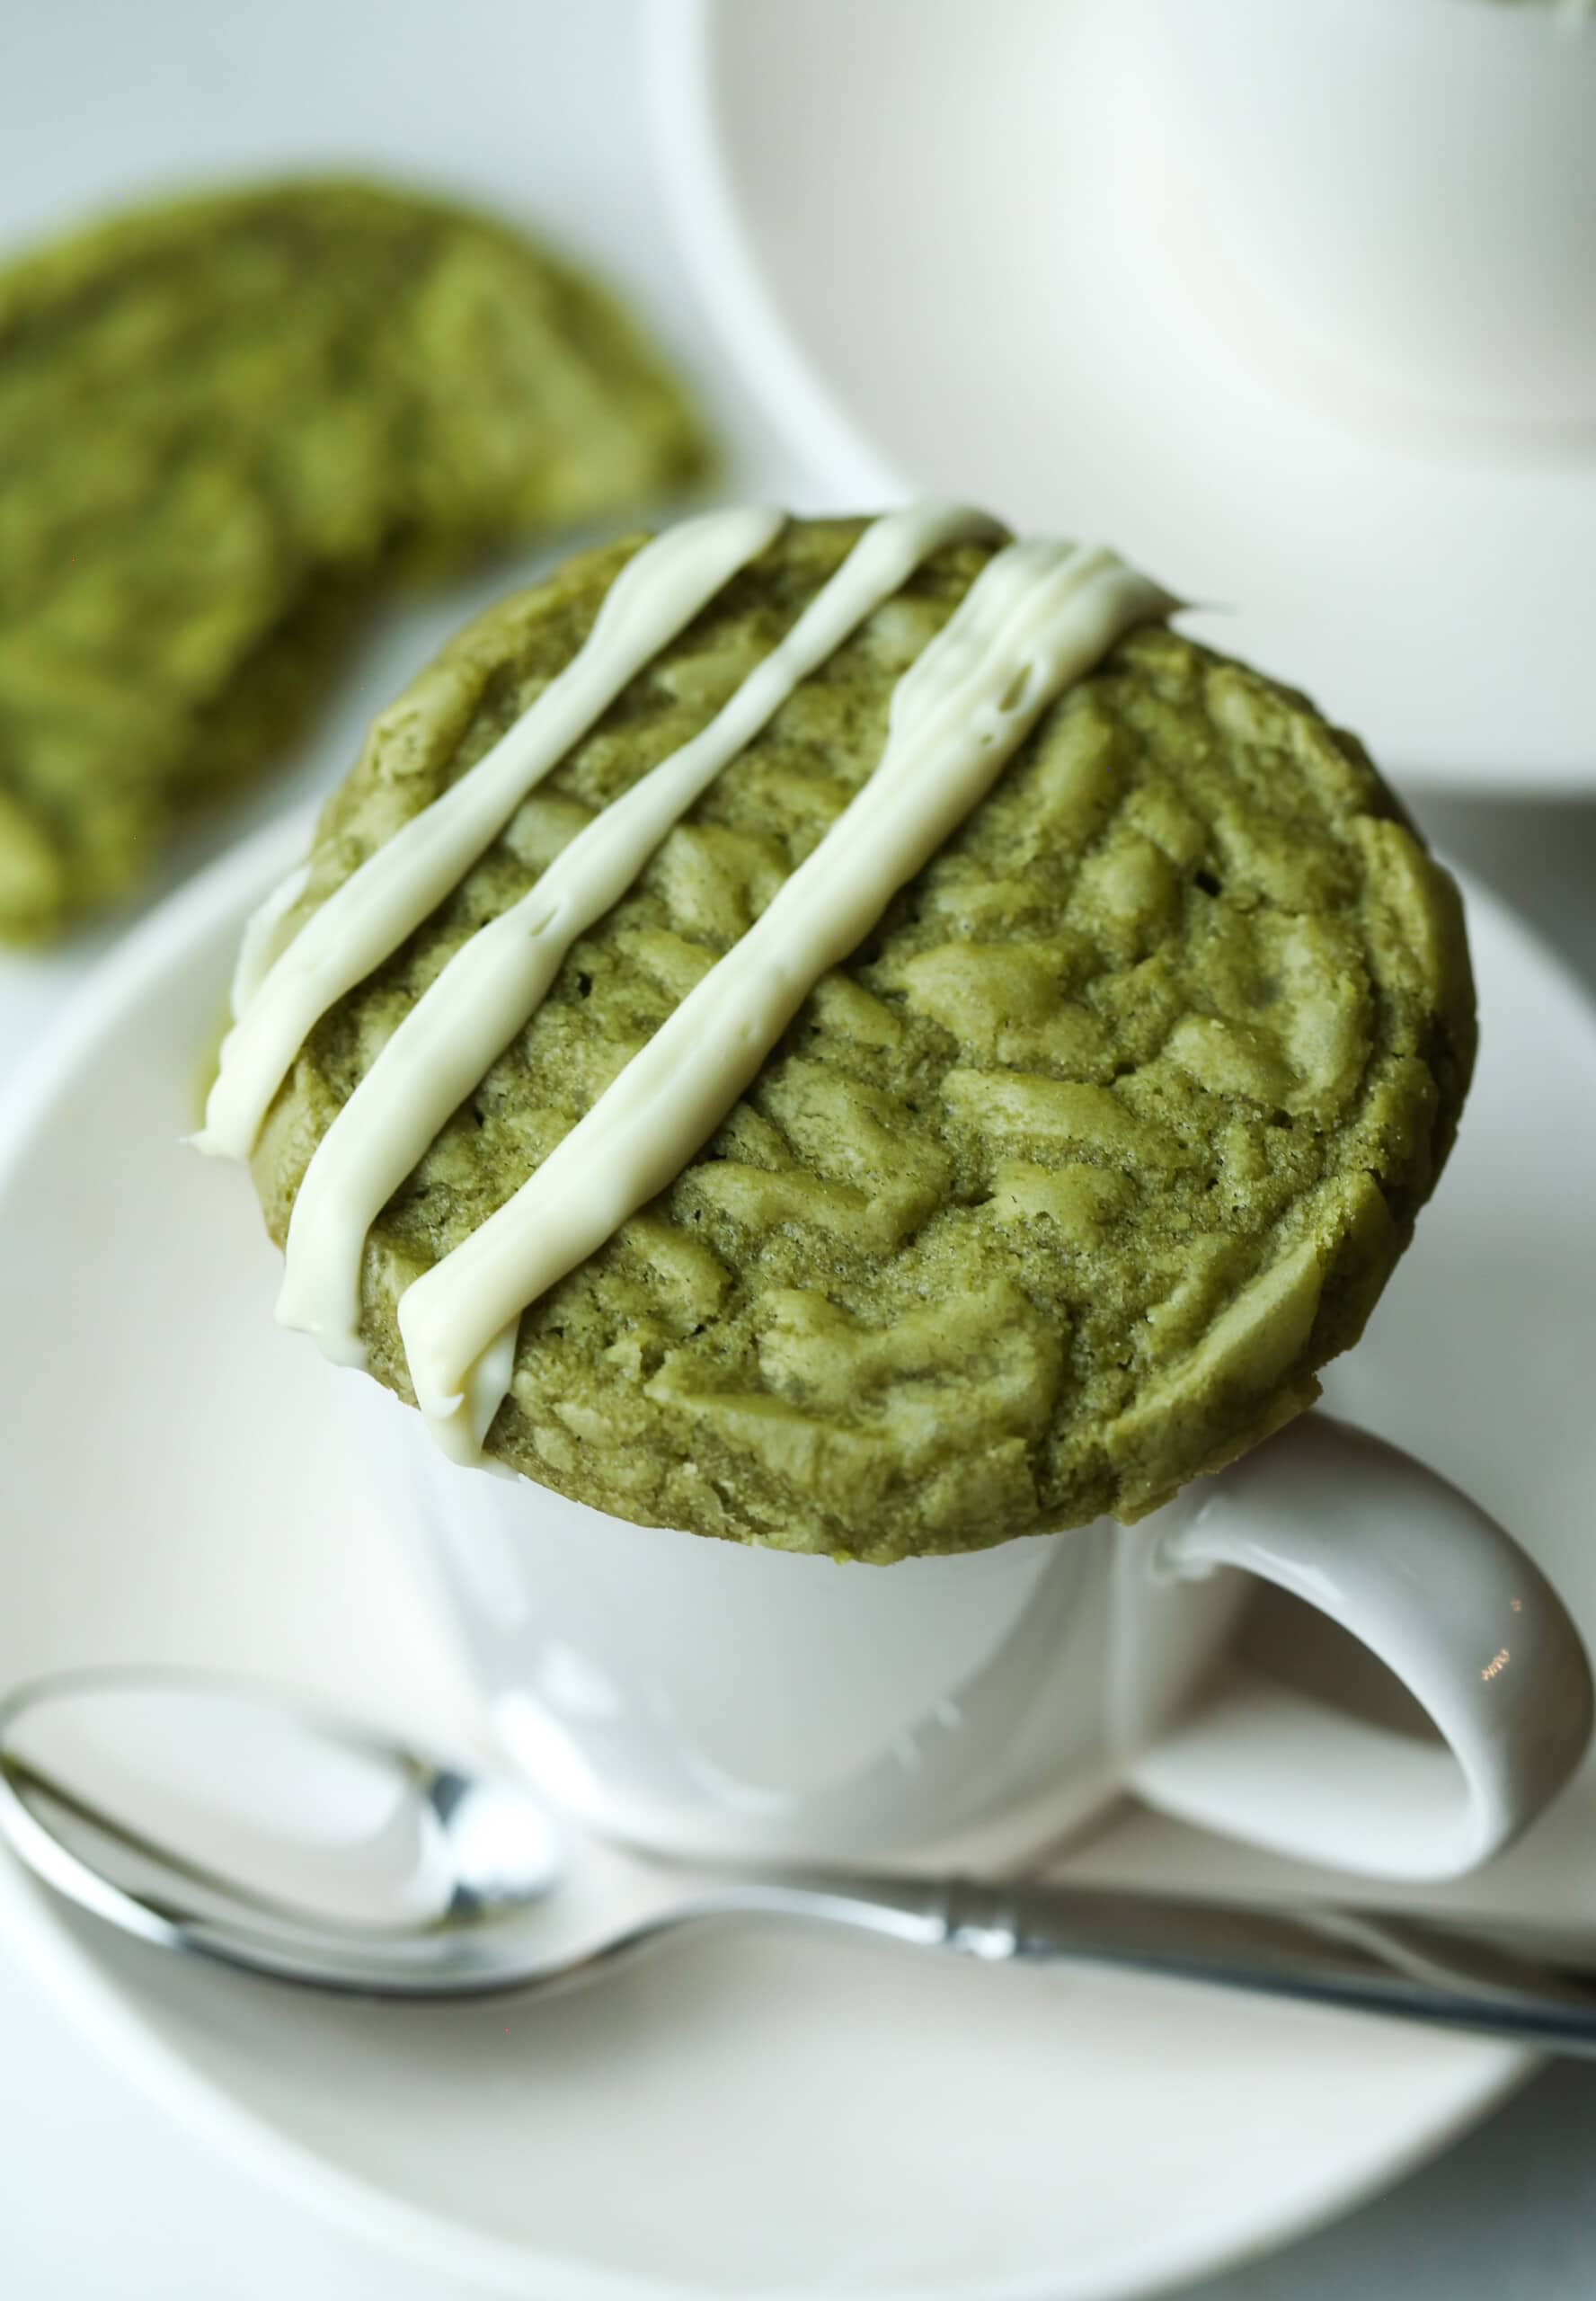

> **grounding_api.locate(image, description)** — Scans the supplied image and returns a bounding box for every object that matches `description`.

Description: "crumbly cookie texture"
[252,520,1475,1561]
[0,179,709,943]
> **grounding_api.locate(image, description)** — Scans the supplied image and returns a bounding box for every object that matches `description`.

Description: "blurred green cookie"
[0,178,710,943]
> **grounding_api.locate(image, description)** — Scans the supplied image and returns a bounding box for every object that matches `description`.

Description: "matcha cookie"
[230,511,1475,1562]
[0,179,709,943]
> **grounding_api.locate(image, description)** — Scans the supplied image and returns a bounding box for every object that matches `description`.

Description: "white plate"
[4,815,1596,2301]
[652,0,1596,795]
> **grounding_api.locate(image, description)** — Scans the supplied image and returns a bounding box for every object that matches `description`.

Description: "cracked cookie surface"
[251,519,1475,1559]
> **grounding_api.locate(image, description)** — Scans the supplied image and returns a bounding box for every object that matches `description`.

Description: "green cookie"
[0,179,710,942]
[250,519,1476,1561]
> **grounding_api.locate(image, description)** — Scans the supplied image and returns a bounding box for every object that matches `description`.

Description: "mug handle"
[1127,1415,1594,1881]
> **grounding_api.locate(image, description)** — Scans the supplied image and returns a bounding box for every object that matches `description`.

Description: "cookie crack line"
[200,502,1176,1465]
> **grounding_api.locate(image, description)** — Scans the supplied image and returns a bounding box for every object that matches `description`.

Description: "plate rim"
[0,809,1562,2299]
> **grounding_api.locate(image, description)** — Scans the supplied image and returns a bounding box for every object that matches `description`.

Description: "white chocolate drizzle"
[195,504,785,1160]
[228,860,311,1022]
[274,501,1005,1367]
[401,535,1174,1458]
[205,503,1175,1464]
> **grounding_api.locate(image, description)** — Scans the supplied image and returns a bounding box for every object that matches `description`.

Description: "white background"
[4,3,1596,2295]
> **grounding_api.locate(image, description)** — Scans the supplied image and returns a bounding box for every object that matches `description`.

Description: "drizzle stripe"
[275,502,1006,1365]
[194,505,785,1160]
[229,861,310,1022]
[396,537,1175,1459]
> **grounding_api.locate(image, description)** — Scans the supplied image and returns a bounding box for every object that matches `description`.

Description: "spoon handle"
[728,1872,1596,2057]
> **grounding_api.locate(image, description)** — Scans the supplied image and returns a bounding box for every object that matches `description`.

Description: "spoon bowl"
[0,1669,699,1995]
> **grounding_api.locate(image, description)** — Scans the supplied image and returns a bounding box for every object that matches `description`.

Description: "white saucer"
[652,0,1596,795]
[4,815,1596,2299]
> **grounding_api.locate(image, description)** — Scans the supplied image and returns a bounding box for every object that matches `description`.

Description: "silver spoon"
[4,1666,1596,2054]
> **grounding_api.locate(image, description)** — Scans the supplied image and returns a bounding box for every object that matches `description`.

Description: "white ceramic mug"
[386,1408,1593,1883]
[1127,0,1596,438]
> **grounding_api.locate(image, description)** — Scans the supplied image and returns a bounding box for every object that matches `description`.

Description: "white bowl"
[1134,0,1596,438]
